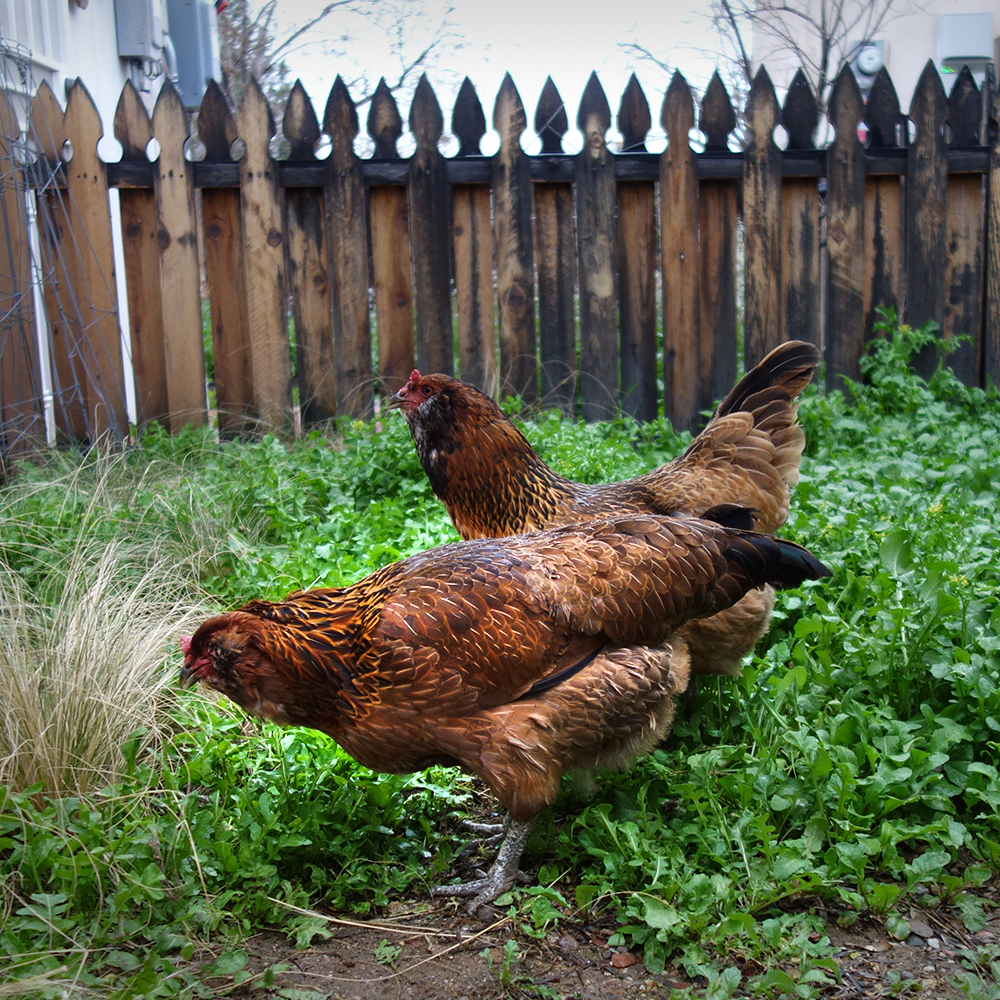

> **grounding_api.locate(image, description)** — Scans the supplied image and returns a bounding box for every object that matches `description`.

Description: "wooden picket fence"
[1,58,999,456]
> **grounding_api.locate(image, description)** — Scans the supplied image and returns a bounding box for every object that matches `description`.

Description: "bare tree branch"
[735,0,920,109]
[217,0,460,116]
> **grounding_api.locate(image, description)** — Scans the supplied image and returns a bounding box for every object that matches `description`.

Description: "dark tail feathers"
[768,536,832,588]
[725,529,832,590]
[699,503,760,531]
[716,341,820,418]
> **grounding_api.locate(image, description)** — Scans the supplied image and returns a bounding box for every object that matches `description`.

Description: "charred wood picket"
[367,80,415,393]
[617,75,656,422]
[697,72,738,406]
[576,73,618,422]
[987,66,1000,389]
[451,78,495,392]
[944,67,985,386]
[863,70,904,350]
[3,62,999,457]
[408,75,453,378]
[825,68,866,390]
[661,73,702,431]
[323,77,372,418]
[493,74,536,403]
[780,71,820,351]
[534,77,576,411]
[742,70,782,372]
[907,61,950,379]
[284,81,336,424]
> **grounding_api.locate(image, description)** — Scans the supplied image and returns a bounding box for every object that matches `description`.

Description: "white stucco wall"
[752,0,1000,112]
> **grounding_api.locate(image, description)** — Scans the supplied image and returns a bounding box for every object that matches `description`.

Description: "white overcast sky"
[271,0,730,154]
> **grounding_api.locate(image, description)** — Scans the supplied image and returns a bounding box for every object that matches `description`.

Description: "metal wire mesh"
[0,31,130,463]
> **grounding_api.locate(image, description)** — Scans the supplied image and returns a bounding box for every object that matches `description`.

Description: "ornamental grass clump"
[0,449,210,798]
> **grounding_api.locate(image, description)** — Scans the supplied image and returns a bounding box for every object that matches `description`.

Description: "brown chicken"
[181,512,830,912]
[387,340,820,677]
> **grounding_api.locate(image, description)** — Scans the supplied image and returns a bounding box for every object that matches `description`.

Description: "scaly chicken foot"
[431,816,535,915]
[459,819,506,846]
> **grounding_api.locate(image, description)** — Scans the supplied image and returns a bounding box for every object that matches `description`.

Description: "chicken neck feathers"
[393,340,819,540]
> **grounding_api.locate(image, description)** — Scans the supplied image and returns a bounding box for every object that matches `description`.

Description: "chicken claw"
[431,817,535,916]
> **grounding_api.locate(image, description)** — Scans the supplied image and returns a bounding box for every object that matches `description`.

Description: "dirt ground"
[224,879,1000,1000]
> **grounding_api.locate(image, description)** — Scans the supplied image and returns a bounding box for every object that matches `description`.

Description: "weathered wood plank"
[944,67,984,384]
[370,187,414,390]
[576,72,617,421]
[62,80,129,438]
[198,80,253,437]
[534,184,576,408]
[986,65,1000,389]
[781,184,820,344]
[367,80,414,392]
[0,91,42,458]
[533,77,575,409]
[29,82,84,440]
[780,70,820,346]
[114,81,167,427]
[906,60,949,378]
[323,76,373,416]
[661,71,701,429]
[452,79,495,393]
[742,68,782,371]
[151,79,207,430]
[699,182,739,400]
[408,75,453,376]
[863,69,903,342]
[492,73,536,402]
[238,76,293,426]
[699,72,738,401]
[825,67,866,390]
[617,74,656,421]
[284,80,335,422]
[453,185,496,393]
[945,174,985,384]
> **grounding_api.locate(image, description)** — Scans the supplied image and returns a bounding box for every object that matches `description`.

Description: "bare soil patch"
[225,881,1000,1000]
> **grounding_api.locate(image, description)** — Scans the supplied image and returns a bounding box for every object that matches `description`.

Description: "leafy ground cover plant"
[1,313,998,995]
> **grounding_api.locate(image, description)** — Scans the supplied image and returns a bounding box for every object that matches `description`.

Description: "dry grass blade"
[0,968,94,998]
[0,451,211,799]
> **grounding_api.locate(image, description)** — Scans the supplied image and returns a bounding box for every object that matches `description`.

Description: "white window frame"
[0,0,69,73]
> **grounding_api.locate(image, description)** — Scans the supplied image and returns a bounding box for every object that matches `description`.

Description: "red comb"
[179,635,192,654]
[409,369,421,382]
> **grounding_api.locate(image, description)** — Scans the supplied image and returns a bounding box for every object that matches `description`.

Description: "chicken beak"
[384,387,405,410]
[179,652,205,689]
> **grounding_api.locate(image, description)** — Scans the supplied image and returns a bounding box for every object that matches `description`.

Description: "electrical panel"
[936,12,994,88]
[114,0,166,61]
[165,0,221,109]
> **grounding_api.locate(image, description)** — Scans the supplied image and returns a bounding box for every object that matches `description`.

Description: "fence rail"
[1,59,998,456]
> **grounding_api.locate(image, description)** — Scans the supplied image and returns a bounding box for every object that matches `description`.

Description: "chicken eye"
[421,386,432,395]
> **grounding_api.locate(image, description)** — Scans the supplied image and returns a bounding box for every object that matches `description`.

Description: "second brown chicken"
[388,340,821,678]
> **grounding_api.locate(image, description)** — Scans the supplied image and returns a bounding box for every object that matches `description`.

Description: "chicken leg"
[431,816,535,914]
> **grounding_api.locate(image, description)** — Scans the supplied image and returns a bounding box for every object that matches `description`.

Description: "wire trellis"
[0,32,130,467]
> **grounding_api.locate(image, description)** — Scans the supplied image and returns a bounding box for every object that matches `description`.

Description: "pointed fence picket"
[367,80,415,394]
[617,74,656,422]
[2,61,999,458]
[451,78,495,395]
[863,70,904,352]
[534,77,576,411]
